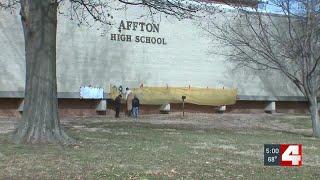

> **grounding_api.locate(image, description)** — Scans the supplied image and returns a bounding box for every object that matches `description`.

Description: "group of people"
[114,87,140,118]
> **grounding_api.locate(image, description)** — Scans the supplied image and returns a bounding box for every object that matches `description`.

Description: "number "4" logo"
[280,144,302,166]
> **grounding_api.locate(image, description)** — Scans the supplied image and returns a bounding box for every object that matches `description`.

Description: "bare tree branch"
[203,0,320,136]
[0,0,19,9]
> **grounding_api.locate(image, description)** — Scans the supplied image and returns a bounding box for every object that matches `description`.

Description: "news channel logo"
[264,144,302,166]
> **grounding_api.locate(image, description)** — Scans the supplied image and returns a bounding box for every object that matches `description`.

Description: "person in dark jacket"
[131,95,140,118]
[114,94,122,118]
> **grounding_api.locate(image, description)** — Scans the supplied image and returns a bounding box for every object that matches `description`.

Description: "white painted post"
[18,100,24,112]
[217,105,226,114]
[265,101,276,114]
[96,100,107,111]
[160,103,170,114]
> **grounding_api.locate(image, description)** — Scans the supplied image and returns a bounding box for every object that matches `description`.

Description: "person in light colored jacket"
[125,87,132,99]
[126,92,134,117]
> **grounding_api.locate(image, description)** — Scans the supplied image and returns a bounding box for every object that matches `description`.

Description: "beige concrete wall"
[0,5,301,97]
[0,11,25,92]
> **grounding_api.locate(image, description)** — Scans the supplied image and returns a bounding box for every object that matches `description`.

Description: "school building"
[0,1,309,117]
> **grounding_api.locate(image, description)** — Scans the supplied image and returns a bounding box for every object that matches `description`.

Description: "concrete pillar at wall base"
[217,105,226,114]
[160,103,170,114]
[265,101,276,114]
[96,100,107,111]
[18,99,24,112]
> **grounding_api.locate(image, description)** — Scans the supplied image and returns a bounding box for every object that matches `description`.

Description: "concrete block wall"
[0,4,302,98]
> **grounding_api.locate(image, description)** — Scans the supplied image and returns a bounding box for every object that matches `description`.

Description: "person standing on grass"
[127,92,134,117]
[125,87,132,99]
[125,87,133,116]
[132,95,140,118]
[115,94,122,118]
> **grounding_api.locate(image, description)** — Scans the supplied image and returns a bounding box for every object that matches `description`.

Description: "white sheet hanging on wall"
[80,86,104,99]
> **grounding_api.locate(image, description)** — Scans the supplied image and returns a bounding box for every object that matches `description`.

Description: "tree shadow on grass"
[260,128,313,138]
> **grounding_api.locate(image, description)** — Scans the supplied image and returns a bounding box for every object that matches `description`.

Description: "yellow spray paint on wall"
[110,86,237,106]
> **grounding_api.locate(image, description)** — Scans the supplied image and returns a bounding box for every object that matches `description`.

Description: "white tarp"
[80,86,104,99]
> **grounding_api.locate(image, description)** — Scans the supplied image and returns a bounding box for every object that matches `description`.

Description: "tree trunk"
[309,95,320,138]
[13,0,73,144]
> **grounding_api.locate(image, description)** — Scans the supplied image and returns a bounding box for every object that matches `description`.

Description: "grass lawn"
[0,113,319,179]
